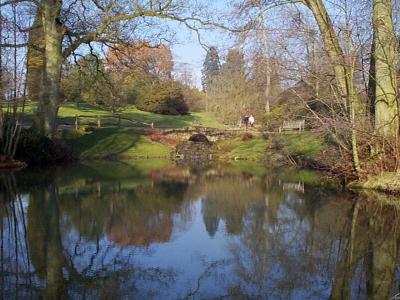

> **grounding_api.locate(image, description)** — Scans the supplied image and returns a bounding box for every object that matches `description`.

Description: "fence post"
[151,122,154,128]
[97,115,101,128]
[75,115,78,130]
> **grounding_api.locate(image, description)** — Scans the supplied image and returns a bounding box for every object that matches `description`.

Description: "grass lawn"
[24,102,225,129]
[349,172,400,193]
[215,133,268,160]
[276,132,326,160]
[65,127,173,159]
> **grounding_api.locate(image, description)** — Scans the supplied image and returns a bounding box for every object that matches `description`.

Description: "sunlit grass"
[65,128,172,159]
[276,132,326,160]
[215,133,268,160]
[23,101,225,129]
[350,172,400,193]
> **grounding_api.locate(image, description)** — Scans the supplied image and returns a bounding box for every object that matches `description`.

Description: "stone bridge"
[159,127,249,142]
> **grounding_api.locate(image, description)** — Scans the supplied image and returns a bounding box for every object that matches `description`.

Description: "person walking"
[249,114,255,127]
[243,115,249,129]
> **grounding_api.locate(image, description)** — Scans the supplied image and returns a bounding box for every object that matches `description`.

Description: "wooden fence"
[71,114,154,129]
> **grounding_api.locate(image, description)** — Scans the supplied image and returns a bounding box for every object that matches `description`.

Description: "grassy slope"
[65,128,172,159]
[55,103,225,129]
[349,172,400,193]
[215,133,268,160]
[21,102,225,160]
[275,132,326,161]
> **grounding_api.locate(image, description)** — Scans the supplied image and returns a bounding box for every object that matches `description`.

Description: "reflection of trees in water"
[192,170,400,299]
[200,175,264,235]
[0,173,190,299]
[224,182,400,299]
[329,195,400,300]
[2,165,400,299]
[105,181,188,246]
[0,174,39,299]
[57,180,189,247]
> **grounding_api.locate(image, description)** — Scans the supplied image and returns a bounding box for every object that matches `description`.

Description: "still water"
[0,160,399,299]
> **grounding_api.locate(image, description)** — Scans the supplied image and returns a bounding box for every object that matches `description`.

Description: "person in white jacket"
[248,114,255,127]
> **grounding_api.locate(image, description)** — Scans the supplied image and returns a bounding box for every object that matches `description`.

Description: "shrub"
[182,87,207,112]
[62,128,86,140]
[135,80,189,115]
[14,129,76,166]
[262,105,287,131]
[241,133,253,141]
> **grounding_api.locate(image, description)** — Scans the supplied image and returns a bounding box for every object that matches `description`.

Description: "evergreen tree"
[201,47,221,92]
[208,48,252,122]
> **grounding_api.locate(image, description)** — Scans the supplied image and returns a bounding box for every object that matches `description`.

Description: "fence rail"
[62,114,154,129]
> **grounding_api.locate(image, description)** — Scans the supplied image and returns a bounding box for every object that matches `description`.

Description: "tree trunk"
[371,0,399,139]
[27,9,45,103]
[303,0,349,109]
[40,1,63,138]
[366,213,398,300]
[0,4,3,140]
[302,0,361,174]
[368,41,376,125]
[257,4,271,113]
[44,184,66,299]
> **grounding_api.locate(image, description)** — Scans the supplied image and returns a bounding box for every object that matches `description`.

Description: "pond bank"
[10,126,399,196]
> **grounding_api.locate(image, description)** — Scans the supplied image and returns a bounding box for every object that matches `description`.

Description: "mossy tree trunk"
[370,0,399,139]
[27,9,45,103]
[27,9,45,132]
[40,0,64,138]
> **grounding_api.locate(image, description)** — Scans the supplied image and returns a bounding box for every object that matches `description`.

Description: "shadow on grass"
[68,128,141,159]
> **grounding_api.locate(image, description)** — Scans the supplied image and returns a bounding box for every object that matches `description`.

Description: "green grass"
[215,133,268,160]
[276,132,326,160]
[349,172,400,193]
[218,161,268,177]
[24,102,225,129]
[65,127,172,159]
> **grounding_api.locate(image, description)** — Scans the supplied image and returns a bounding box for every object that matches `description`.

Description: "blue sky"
[171,0,234,88]
[172,31,228,89]
[172,30,207,89]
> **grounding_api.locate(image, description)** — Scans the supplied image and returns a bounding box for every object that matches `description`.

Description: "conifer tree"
[201,46,221,92]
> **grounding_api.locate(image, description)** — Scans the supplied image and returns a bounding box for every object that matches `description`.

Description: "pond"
[0,160,399,299]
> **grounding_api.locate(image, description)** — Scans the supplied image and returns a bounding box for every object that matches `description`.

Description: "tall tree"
[106,42,173,80]
[201,46,221,92]
[370,0,398,139]
[254,0,272,112]
[8,0,222,137]
[298,0,361,174]
[208,48,251,122]
[251,52,281,111]
[26,9,45,103]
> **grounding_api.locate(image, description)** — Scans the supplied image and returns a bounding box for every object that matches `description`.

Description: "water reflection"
[0,161,400,299]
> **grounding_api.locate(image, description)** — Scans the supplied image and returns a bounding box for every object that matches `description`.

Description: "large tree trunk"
[40,0,63,138]
[44,184,66,299]
[303,0,348,108]
[371,0,399,139]
[302,0,361,174]
[27,9,45,103]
